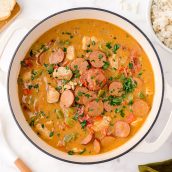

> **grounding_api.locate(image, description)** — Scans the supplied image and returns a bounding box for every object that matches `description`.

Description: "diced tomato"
[94,115,103,121]
[53,65,58,69]
[126,114,136,124]
[23,89,32,95]
[122,101,128,106]
[24,59,33,67]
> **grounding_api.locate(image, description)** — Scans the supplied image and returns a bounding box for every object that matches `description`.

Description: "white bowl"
[7,8,164,164]
[147,0,172,53]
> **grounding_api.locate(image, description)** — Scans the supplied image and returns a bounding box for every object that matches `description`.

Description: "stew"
[18,19,154,155]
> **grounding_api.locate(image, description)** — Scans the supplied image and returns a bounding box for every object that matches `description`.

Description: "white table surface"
[0,0,172,171]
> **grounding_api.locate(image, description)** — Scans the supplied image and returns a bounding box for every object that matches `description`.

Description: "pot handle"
[0,19,39,86]
[0,19,39,60]
[133,82,172,153]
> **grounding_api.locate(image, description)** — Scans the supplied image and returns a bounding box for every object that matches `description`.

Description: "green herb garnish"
[113,44,120,54]
[102,61,110,70]
[49,131,54,137]
[106,42,112,49]
[80,120,87,129]
[128,62,133,69]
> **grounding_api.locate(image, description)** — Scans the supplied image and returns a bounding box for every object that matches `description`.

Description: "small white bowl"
[147,0,172,53]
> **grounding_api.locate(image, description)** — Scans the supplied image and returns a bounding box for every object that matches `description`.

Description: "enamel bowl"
[7,8,164,164]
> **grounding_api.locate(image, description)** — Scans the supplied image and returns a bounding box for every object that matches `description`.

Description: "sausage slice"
[49,48,64,64]
[85,100,104,117]
[101,136,115,147]
[109,81,123,97]
[132,99,149,117]
[70,58,89,74]
[114,121,130,138]
[74,86,88,104]
[81,132,93,145]
[80,68,106,91]
[89,51,107,68]
[93,139,101,154]
[60,90,74,108]
[104,101,117,112]
[82,91,97,105]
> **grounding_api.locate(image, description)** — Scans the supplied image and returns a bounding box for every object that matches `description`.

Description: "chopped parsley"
[138,71,143,77]
[85,49,93,53]
[72,65,80,78]
[128,100,134,105]
[84,93,91,98]
[73,113,79,121]
[80,120,87,129]
[49,131,54,137]
[79,148,86,155]
[78,91,84,96]
[139,92,145,99]
[108,76,114,81]
[62,32,74,39]
[115,108,125,117]
[108,96,123,106]
[63,47,67,52]
[68,150,74,155]
[113,44,120,54]
[40,44,49,52]
[56,86,62,91]
[75,96,79,101]
[92,41,96,45]
[128,62,133,69]
[29,49,36,57]
[64,40,70,45]
[31,70,42,80]
[106,42,112,49]
[123,77,136,93]
[29,118,35,127]
[102,61,110,70]
[44,64,54,74]
[98,54,103,60]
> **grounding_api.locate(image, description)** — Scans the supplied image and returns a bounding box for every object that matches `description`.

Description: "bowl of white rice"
[148,0,172,53]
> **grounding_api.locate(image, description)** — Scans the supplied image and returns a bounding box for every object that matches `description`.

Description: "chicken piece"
[47,85,60,103]
[92,116,111,132]
[82,36,91,50]
[109,54,119,69]
[91,36,98,43]
[53,67,73,80]
[35,124,51,139]
[22,71,31,81]
[66,46,75,60]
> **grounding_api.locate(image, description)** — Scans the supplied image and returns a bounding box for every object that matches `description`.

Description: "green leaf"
[139,92,145,99]
[123,77,136,93]
[128,62,133,69]
[113,44,120,54]
[49,131,54,137]
[108,96,123,106]
[47,64,54,74]
[80,120,87,129]
[106,42,112,49]
[79,148,86,155]
[68,150,75,155]
[102,61,110,70]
